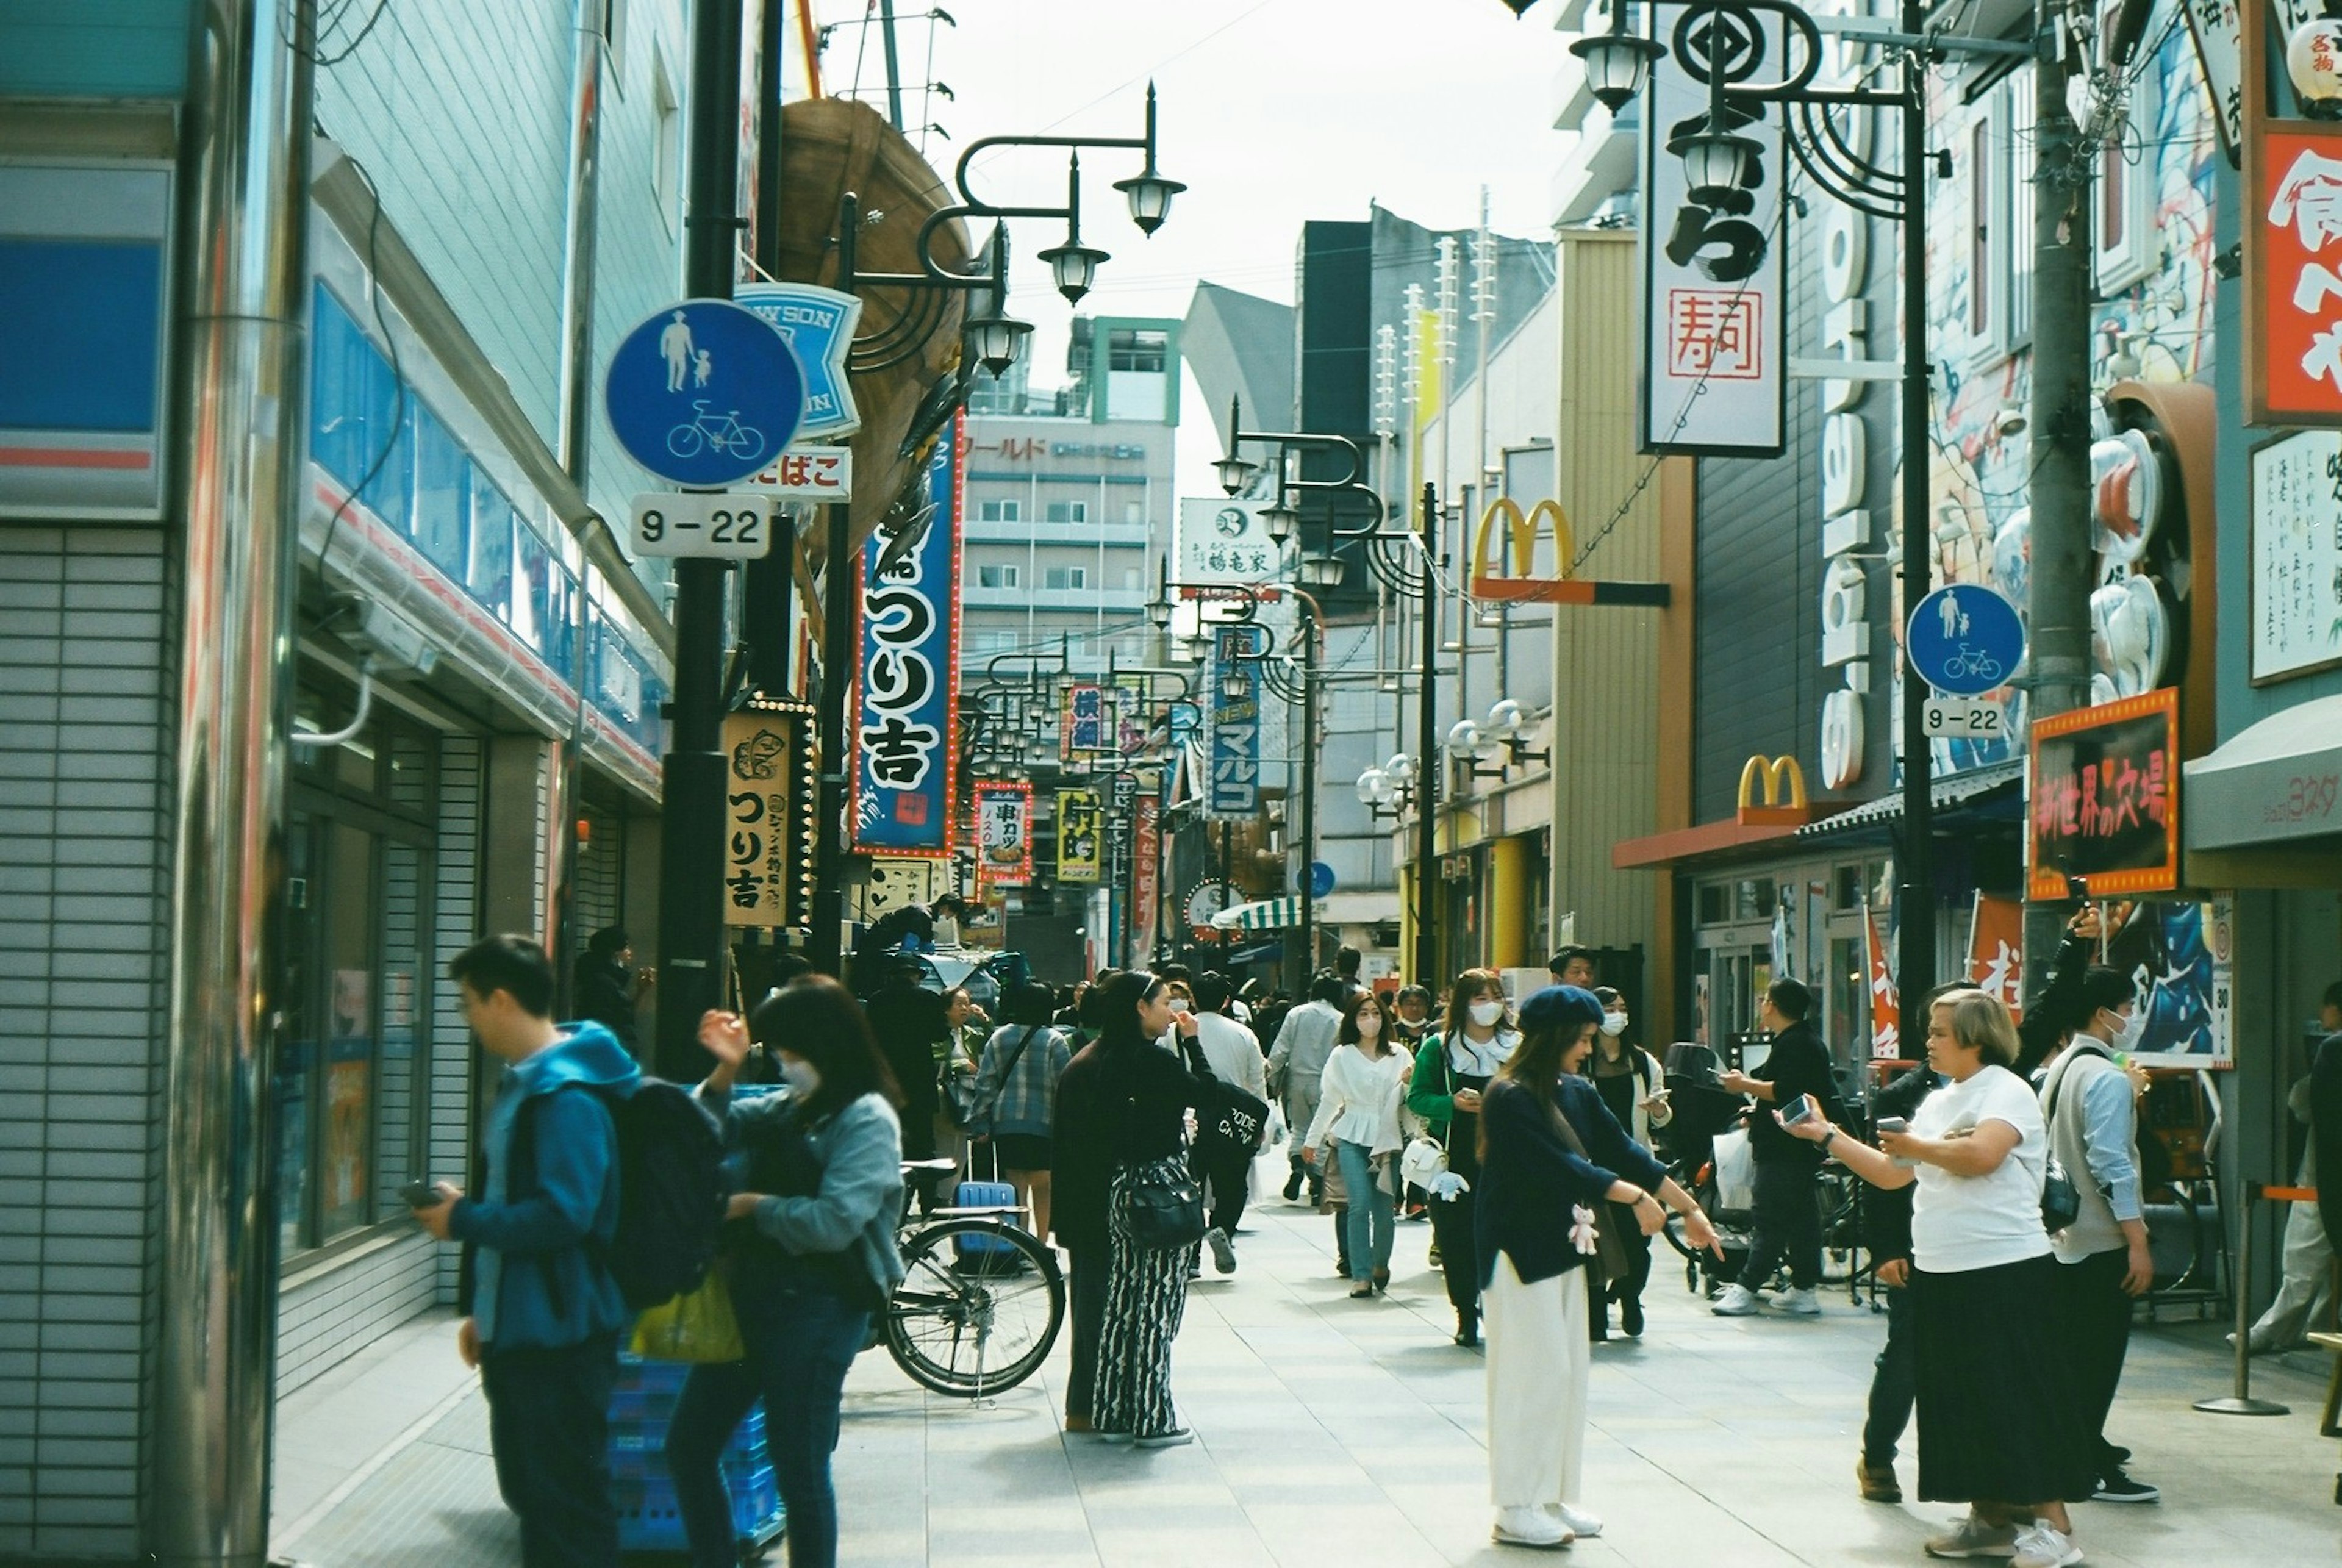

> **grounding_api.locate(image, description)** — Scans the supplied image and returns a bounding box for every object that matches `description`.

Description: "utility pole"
[652,0,744,1078]
[1295,596,1319,992]
[1414,481,1441,986]
[1893,0,1938,1008]
[2023,2,2097,986]
[745,0,795,701]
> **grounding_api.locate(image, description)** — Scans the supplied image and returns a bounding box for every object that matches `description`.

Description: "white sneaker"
[1924,1511,2018,1558]
[1552,1503,1603,1539]
[2010,1522,2082,1568]
[1491,1507,1572,1549]
[1776,1286,1823,1316]
[1711,1283,1763,1316]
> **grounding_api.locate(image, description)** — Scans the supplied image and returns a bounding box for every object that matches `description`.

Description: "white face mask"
[2107,1006,2146,1054]
[1167,997,1192,1015]
[1355,1012,1382,1037]
[779,1057,822,1095]
[1469,999,1505,1028]
[1599,1012,1630,1037]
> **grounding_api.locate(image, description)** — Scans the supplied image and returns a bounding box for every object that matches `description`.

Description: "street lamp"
[1580,0,2025,1004]
[1261,500,1299,544]
[1214,452,1260,496]
[1297,553,1344,590]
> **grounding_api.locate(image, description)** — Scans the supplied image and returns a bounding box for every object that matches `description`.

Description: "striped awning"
[1210,895,1309,931]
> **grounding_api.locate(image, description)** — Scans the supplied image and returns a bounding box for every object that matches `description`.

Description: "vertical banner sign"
[1639,2,1788,456]
[1966,893,2025,1017]
[1056,789,1105,883]
[2246,4,2342,426]
[1864,907,1900,1059]
[1061,683,1110,756]
[850,415,963,854]
[1131,793,1162,961]
[1209,629,1261,818]
[974,780,1034,886]
[722,704,815,929]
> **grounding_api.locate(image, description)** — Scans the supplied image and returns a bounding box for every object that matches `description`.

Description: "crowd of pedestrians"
[422,923,2283,1567]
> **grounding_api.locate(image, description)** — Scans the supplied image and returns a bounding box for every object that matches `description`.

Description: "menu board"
[2249,428,2342,683]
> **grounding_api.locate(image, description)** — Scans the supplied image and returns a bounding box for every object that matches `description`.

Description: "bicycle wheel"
[727,424,765,461]
[667,423,706,458]
[884,1217,1064,1397]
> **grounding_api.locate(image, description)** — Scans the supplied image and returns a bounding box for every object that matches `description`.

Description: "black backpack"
[517,1078,728,1312]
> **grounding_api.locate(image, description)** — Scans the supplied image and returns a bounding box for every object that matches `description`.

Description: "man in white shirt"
[1191,972,1270,1272]
[1269,974,1348,1205]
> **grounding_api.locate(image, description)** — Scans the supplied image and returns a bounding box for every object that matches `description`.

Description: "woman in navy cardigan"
[1476,986,1719,1551]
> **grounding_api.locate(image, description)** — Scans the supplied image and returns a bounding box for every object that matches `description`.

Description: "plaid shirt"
[969,1024,1073,1137]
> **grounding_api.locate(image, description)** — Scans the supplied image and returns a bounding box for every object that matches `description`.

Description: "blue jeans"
[1336,1140,1394,1281]
[666,1282,869,1568]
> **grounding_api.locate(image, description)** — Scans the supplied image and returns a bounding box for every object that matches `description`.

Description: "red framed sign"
[2243,2,2342,427]
[972,779,1033,886]
[2027,688,2182,900]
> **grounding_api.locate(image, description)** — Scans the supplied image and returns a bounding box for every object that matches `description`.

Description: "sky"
[805,0,1579,496]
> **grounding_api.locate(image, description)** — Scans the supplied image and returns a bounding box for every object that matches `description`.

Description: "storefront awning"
[1211,895,1313,931]
[2185,693,2342,851]
[1791,759,2027,842]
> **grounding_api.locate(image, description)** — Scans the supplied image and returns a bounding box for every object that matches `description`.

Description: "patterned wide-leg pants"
[1091,1157,1195,1440]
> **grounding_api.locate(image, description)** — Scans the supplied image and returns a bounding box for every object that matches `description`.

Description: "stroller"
[1658,1043,1758,1297]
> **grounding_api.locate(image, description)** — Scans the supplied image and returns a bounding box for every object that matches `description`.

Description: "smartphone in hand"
[1780,1093,1817,1126]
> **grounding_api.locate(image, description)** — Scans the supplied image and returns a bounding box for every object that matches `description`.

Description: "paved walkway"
[273,1157,2342,1566]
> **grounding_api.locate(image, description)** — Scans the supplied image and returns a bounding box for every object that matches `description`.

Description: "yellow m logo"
[1736,755,1809,824]
[1469,498,1575,601]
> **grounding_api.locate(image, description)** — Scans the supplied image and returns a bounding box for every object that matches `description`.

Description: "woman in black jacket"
[1082,970,1214,1447]
[1048,970,1122,1434]
[1476,986,1717,1550]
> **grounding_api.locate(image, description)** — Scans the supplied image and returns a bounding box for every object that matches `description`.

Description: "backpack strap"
[509,1082,619,1323]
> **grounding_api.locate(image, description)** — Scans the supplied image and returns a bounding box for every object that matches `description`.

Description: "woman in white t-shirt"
[1302,990,1413,1297]
[1780,990,2094,1568]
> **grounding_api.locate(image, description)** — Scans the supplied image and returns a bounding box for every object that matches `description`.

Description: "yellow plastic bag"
[629,1270,743,1364]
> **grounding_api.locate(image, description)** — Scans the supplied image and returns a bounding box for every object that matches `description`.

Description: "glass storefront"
[279,687,439,1256]
[1691,853,1892,1072]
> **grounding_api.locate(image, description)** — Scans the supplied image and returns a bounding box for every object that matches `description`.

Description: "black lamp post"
[808,90,1180,976]
[1560,0,2026,1004]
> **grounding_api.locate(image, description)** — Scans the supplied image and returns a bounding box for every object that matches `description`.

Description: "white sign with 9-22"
[628,492,775,559]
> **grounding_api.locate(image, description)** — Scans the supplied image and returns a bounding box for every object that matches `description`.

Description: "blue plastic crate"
[613,1468,783,1555]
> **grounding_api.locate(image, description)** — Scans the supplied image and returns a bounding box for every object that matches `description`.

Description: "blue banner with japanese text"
[1208,628,1260,818]
[849,416,962,855]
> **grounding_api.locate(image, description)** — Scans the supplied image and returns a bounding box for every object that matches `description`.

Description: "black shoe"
[1283,1173,1303,1202]
[1454,1312,1480,1348]
[2093,1470,2159,1503]
[1620,1297,1644,1337]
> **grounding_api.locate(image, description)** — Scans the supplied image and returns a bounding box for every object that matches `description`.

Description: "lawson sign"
[734,282,862,440]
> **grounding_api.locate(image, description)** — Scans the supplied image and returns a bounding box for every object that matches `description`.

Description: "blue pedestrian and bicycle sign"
[604,298,806,487]
[1907,584,2025,697]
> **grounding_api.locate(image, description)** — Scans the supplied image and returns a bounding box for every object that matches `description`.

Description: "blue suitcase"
[952,1144,1022,1265]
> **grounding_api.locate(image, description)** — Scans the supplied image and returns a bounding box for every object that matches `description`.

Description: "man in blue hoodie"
[414,935,641,1568]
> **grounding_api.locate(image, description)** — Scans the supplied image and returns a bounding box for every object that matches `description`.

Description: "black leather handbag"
[1120,1156,1207,1252]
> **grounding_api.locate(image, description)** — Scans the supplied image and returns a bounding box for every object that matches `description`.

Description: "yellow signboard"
[722,703,816,929]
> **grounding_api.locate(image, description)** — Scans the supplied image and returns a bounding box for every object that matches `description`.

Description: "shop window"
[1828,933,1864,1063]
[412,406,469,579]
[1108,329,1168,372]
[1697,883,1728,925]
[1833,864,1864,911]
[468,470,516,618]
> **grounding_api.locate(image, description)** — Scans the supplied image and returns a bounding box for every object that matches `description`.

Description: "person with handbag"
[1086,970,1215,1448]
[1048,973,1122,1436]
[1583,986,1674,1337]
[968,981,1074,1242]
[2038,965,2159,1505]
[1476,986,1719,1550]
[1408,967,1519,1347]
[1187,972,1272,1275]
[673,977,907,1568]
[1302,989,1413,1297]
[1779,989,2096,1568]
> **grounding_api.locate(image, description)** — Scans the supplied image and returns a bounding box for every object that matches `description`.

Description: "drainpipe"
[552,0,605,1014]
[154,1,313,1562]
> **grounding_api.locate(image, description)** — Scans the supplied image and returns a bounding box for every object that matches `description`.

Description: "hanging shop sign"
[861,856,950,923]
[1056,789,1105,883]
[1466,497,1670,606]
[849,416,963,856]
[2243,5,2342,427]
[973,779,1034,886]
[1965,893,2025,1017]
[2027,687,2182,900]
[732,281,862,440]
[1864,906,1899,1059]
[1177,498,1281,587]
[721,702,816,929]
[1735,754,1812,827]
[2247,427,2342,683]
[1638,2,1788,456]
[1184,879,1237,942]
[753,445,853,501]
[1209,629,1261,818]
[1131,794,1162,959]
[1061,683,1113,756]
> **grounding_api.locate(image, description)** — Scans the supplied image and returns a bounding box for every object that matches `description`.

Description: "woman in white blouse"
[1303,990,1413,1297]
[1781,989,2094,1568]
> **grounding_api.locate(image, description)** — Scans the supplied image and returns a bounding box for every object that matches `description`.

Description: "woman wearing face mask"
[1408,968,1519,1347]
[1582,987,1673,1338]
[678,979,907,1568]
[1081,970,1215,1447]
[1477,986,1719,1548]
[1302,990,1413,1297]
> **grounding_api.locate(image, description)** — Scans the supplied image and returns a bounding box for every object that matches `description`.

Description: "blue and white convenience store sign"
[0,160,173,520]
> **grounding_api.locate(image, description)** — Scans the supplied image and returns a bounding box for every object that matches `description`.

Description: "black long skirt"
[1910,1251,2096,1505]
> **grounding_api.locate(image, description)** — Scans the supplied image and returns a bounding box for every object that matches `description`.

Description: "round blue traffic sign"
[1305,861,1336,899]
[1907,584,2025,696]
[604,299,806,487]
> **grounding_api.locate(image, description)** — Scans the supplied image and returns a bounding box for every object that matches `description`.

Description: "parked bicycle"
[878,1157,1065,1397]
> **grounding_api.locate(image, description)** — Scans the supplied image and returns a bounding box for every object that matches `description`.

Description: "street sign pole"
[657,0,742,1081]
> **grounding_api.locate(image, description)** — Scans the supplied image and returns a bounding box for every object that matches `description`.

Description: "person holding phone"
[1780,990,2093,1568]
[1582,987,1672,1337]
[1713,977,1836,1317]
